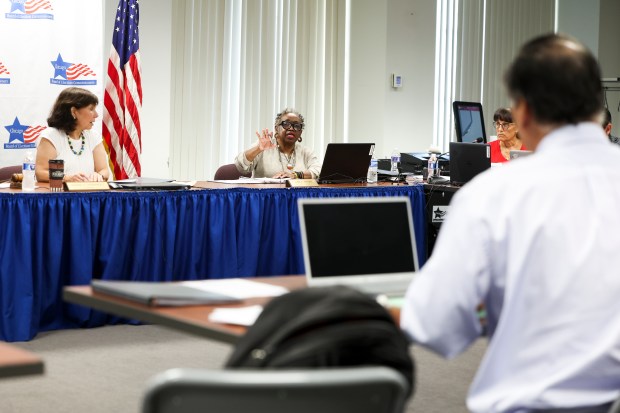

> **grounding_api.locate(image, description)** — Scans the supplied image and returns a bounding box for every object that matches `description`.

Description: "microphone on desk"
[472,137,484,143]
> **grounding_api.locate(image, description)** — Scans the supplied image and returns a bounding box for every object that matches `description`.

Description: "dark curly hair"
[47,87,98,134]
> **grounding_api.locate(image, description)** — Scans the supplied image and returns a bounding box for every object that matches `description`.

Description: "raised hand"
[256,129,276,151]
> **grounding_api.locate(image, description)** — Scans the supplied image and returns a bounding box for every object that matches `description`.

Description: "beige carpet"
[1,325,486,413]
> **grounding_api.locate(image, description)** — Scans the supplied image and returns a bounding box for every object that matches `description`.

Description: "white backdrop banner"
[0,0,103,168]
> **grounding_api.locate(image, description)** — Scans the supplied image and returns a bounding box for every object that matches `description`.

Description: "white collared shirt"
[401,123,620,412]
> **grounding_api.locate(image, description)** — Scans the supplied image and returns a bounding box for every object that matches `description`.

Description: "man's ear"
[604,123,612,137]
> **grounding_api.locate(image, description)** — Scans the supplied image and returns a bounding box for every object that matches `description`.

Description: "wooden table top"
[63,276,403,344]
[63,276,307,344]
[0,342,44,379]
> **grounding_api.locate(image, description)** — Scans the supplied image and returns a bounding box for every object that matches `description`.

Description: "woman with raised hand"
[235,108,321,179]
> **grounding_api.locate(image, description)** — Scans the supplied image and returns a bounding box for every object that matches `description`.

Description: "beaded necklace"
[67,133,86,156]
[278,145,296,171]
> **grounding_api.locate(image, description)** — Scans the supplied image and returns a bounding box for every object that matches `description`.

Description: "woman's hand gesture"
[256,129,276,151]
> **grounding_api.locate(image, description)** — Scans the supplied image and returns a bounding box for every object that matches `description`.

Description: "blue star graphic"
[5,117,29,143]
[50,54,72,79]
[10,0,26,13]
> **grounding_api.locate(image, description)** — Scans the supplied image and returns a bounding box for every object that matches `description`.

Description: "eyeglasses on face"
[279,121,304,131]
[493,121,515,131]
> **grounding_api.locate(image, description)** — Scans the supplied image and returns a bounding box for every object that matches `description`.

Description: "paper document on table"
[211,177,289,184]
[181,278,289,299]
[208,305,263,326]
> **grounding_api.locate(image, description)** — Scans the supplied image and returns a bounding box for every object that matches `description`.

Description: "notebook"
[298,197,419,296]
[449,142,491,186]
[317,143,375,184]
[91,279,241,307]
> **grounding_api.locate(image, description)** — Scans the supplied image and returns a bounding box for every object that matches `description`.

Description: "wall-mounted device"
[392,74,402,88]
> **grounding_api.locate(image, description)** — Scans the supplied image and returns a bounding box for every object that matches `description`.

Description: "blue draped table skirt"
[0,185,426,341]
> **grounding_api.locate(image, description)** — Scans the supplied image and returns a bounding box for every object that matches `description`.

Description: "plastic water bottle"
[367,157,378,183]
[427,153,437,179]
[390,149,400,173]
[22,151,35,191]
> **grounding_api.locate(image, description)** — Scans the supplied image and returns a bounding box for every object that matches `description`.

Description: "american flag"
[25,0,53,14]
[24,126,46,144]
[66,63,96,80]
[0,62,9,75]
[103,0,142,179]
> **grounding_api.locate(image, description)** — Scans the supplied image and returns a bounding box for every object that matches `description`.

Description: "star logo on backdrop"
[50,54,72,79]
[5,117,29,143]
[10,0,26,13]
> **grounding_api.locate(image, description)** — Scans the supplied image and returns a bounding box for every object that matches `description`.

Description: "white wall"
[556,0,600,57]
[556,0,620,137]
[348,0,436,159]
[103,0,172,178]
[347,0,388,154]
[599,0,620,77]
[385,0,436,156]
[599,0,620,138]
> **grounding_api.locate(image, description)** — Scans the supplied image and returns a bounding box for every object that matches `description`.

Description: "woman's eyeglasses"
[279,121,304,131]
[493,121,514,131]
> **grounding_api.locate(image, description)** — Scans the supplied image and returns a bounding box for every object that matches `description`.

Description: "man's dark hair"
[505,33,603,125]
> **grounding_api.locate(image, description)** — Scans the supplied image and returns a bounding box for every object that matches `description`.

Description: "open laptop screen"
[298,197,419,284]
[318,143,375,184]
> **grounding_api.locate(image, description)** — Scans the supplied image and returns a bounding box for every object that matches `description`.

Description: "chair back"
[0,165,22,181]
[214,163,250,180]
[142,367,409,413]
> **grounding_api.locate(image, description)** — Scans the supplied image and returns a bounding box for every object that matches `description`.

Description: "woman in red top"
[490,107,526,163]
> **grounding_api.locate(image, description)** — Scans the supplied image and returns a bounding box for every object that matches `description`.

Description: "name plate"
[63,182,111,192]
[286,179,319,188]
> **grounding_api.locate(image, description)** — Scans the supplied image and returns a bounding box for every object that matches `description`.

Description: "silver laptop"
[509,149,533,160]
[297,197,419,295]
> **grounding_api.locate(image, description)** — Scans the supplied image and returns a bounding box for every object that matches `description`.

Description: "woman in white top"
[35,87,109,182]
[235,108,321,179]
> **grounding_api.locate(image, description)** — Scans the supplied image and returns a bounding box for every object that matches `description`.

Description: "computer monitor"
[452,101,487,144]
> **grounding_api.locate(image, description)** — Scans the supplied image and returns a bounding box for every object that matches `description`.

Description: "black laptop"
[317,143,375,184]
[449,142,491,186]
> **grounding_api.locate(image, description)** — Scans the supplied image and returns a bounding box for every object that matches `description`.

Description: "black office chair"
[213,163,251,180]
[142,367,409,413]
